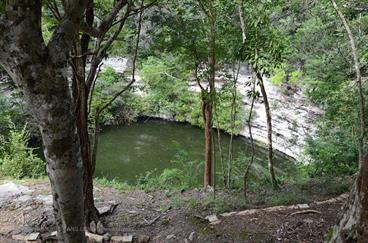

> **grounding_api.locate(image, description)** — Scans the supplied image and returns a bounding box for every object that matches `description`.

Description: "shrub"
[0,123,45,178]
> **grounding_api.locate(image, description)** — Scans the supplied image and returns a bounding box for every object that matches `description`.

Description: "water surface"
[95,119,290,184]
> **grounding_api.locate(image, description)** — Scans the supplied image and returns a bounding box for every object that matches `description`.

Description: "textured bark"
[0,1,88,242]
[257,73,277,189]
[330,156,368,242]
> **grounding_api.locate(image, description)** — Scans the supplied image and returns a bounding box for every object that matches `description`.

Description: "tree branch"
[80,0,129,37]
[47,0,90,62]
[97,0,144,114]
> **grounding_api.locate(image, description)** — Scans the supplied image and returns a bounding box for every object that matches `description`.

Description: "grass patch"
[94,177,133,191]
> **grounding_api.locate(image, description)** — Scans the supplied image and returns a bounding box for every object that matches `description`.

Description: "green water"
[95,119,290,184]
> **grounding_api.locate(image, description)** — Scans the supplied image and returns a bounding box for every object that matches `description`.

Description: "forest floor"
[0,178,351,243]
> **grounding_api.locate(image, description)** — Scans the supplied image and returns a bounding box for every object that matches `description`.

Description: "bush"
[0,123,45,178]
[136,150,202,191]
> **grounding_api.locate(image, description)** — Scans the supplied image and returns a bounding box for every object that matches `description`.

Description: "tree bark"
[0,1,89,242]
[330,156,368,242]
[257,73,277,189]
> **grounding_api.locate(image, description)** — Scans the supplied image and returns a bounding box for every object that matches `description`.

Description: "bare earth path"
[0,180,347,242]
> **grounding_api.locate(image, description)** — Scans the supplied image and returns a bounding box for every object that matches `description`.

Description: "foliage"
[274,0,368,175]
[0,123,44,179]
[136,150,202,191]
[0,92,38,140]
[94,177,132,191]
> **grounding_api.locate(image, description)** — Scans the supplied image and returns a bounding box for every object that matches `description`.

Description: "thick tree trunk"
[0,1,89,241]
[10,68,86,243]
[35,81,86,243]
[330,156,368,242]
[203,99,213,187]
[257,73,277,189]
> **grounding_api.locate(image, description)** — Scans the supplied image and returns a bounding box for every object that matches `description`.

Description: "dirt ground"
[0,181,348,243]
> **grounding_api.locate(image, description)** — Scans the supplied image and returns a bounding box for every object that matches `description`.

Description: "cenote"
[95,118,293,185]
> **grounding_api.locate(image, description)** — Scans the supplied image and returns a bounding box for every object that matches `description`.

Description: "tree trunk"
[4,67,87,243]
[76,84,98,225]
[0,1,89,241]
[330,1,366,241]
[257,73,277,189]
[330,0,365,166]
[71,2,99,224]
[330,156,368,242]
[244,78,256,197]
[203,98,213,187]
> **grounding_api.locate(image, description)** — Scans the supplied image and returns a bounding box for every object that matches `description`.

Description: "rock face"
[235,66,322,160]
[101,58,322,160]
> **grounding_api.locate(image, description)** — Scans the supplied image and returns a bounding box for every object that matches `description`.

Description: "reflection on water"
[95,118,289,184]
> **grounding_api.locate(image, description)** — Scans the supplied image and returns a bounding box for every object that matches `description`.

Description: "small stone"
[188,232,195,241]
[97,206,111,215]
[297,204,309,209]
[96,221,105,235]
[90,221,97,233]
[205,215,221,224]
[137,234,150,243]
[50,231,57,236]
[25,232,40,241]
[111,234,133,243]
[103,232,112,241]
[166,234,175,240]
[85,231,104,242]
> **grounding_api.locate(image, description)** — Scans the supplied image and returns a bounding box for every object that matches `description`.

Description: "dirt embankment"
[0,181,347,243]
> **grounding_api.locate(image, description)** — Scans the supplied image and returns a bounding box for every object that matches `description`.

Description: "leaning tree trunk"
[330,0,366,241]
[257,73,277,189]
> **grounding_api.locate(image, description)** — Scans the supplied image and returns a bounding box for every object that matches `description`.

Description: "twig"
[290,210,321,216]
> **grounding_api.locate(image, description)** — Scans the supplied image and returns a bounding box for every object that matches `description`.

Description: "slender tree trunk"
[203,98,213,187]
[197,2,216,188]
[257,73,277,189]
[329,1,367,241]
[72,1,99,224]
[244,78,256,197]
